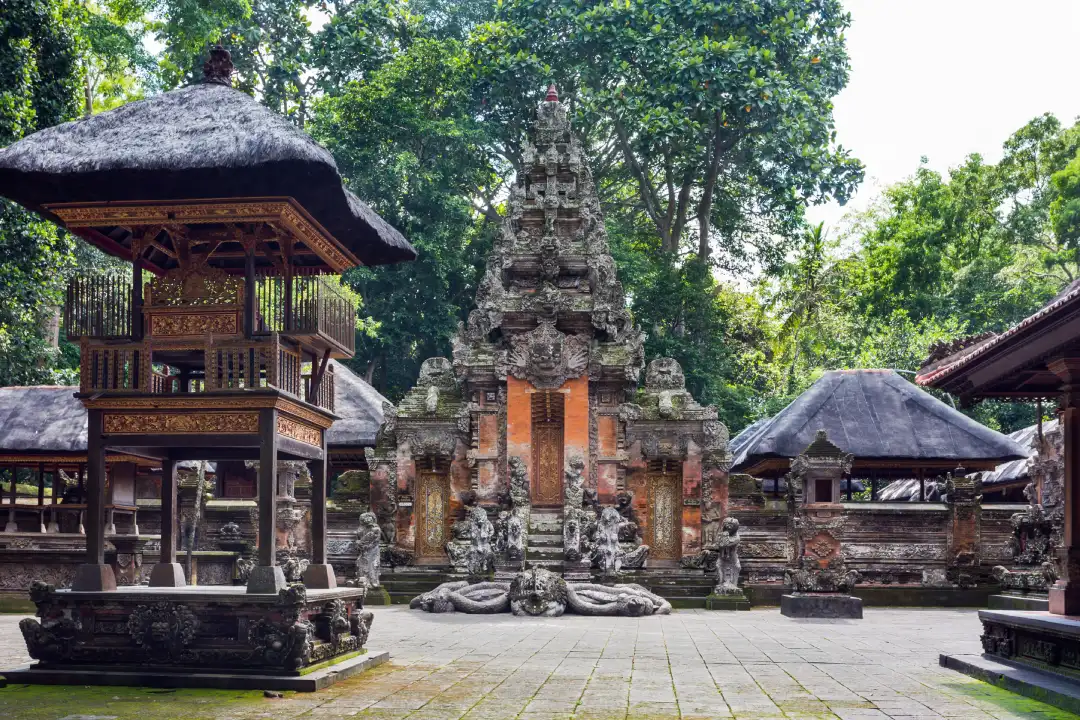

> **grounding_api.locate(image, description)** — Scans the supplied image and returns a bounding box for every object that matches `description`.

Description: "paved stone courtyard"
[0,606,1075,720]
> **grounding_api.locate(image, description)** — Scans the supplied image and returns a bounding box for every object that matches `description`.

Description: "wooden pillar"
[918,467,926,502]
[132,251,144,341]
[247,407,285,593]
[302,430,335,588]
[243,244,255,338]
[870,473,878,502]
[4,465,16,532]
[1050,359,1080,614]
[36,463,45,532]
[149,457,185,586]
[72,409,116,591]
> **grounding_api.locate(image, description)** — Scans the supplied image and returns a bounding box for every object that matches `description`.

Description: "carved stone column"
[945,466,981,587]
[1049,358,1080,614]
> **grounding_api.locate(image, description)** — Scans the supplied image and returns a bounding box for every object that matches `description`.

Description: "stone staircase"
[525,508,564,573]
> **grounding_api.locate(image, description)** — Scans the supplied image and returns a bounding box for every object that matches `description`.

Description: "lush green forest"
[3,0,1080,434]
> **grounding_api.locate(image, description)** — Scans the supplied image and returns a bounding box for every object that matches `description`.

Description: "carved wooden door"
[646,460,682,560]
[415,469,449,558]
[531,391,564,506]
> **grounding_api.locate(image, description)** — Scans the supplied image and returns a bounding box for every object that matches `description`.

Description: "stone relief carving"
[503,319,590,389]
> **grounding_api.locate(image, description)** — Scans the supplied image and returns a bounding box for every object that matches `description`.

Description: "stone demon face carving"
[645,357,685,390]
[532,332,562,373]
[510,567,568,617]
[506,319,589,389]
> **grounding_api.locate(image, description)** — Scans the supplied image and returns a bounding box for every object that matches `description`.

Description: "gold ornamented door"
[646,459,682,560]
[415,466,449,559]
[531,391,564,506]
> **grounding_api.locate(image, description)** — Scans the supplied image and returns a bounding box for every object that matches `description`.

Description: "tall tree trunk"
[697,117,725,260]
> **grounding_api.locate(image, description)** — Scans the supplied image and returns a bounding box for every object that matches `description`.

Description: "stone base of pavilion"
[941,609,1080,714]
[987,592,1051,611]
[9,583,383,691]
[780,592,863,618]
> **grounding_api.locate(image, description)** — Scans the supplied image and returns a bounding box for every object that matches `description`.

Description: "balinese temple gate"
[366,87,729,578]
[0,47,415,689]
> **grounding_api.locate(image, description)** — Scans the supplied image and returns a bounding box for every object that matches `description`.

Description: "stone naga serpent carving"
[410,568,671,617]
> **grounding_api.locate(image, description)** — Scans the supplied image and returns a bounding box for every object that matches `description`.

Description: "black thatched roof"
[730,369,1028,474]
[0,387,86,453]
[0,82,415,267]
[327,361,389,448]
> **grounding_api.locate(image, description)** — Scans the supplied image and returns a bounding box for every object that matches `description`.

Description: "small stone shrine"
[781,430,863,619]
[0,46,415,690]
[367,86,729,586]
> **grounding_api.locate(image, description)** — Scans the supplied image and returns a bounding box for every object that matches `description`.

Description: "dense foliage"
[3,0,1079,435]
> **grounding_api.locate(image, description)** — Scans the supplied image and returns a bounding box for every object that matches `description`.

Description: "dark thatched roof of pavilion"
[0,387,87,453]
[327,361,389,448]
[0,82,415,267]
[730,369,1028,475]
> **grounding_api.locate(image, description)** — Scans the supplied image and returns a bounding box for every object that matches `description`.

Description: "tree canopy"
[1,0,1077,436]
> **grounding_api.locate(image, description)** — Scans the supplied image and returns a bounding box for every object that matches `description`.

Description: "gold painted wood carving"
[103,412,260,434]
[647,468,682,560]
[277,415,321,447]
[147,266,243,307]
[45,199,359,272]
[150,313,238,337]
[415,471,449,558]
[81,395,336,428]
[532,423,563,506]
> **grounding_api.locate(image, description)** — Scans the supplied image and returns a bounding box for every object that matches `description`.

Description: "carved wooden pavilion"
[917,279,1080,688]
[0,48,414,687]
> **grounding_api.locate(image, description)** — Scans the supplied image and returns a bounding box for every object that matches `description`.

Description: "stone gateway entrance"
[365,85,730,582]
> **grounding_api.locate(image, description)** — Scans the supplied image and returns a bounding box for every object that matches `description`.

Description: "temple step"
[528,534,564,548]
[527,546,564,561]
[526,558,564,571]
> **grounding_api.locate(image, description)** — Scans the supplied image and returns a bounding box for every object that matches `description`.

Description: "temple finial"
[203,45,234,86]
[545,84,559,102]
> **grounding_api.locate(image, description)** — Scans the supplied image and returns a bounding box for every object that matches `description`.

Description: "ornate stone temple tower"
[367,86,729,575]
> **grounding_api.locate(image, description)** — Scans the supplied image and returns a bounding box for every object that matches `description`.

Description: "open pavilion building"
[918,278,1080,691]
[0,46,415,688]
[731,369,1028,498]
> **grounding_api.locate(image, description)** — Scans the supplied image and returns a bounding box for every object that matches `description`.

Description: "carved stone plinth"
[705,593,750,611]
[979,609,1080,681]
[780,593,862,619]
[15,582,374,683]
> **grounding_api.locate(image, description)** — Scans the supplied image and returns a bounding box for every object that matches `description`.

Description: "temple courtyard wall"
[0,493,1025,609]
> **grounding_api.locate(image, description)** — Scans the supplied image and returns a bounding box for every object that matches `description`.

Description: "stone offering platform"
[9,583,378,691]
[973,609,1080,680]
[781,592,863,619]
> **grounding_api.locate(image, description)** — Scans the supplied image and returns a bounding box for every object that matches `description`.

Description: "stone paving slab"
[0,607,1076,719]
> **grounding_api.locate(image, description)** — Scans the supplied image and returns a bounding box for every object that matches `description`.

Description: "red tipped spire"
[545,84,559,102]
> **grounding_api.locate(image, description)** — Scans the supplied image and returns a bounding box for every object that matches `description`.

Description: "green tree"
[0,0,82,384]
[471,0,863,267]
[310,37,503,397]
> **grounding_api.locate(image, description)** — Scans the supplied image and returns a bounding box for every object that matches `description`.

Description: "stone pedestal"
[979,609,1080,681]
[780,593,862,618]
[988,593,1050,611]
[705,593,750,611]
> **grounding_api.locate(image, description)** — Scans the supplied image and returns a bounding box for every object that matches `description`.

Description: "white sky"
[805,0,1080,233]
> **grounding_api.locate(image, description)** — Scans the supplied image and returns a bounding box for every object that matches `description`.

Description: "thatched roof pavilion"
[0,48,415,270]
[730,369,1028,479]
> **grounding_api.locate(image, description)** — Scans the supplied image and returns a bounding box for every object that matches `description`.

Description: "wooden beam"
[306,349,332,404]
